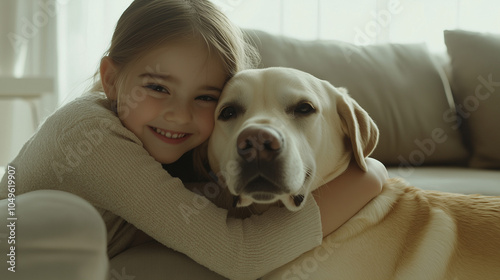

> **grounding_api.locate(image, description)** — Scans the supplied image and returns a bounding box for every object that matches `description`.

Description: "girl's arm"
[313,158,387,237]
[54,116,322,280]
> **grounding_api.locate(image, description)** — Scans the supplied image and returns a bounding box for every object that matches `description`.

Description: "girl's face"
[116,39,227,164]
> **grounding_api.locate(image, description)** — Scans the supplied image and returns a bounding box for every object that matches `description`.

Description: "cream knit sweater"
[0,92,322,280]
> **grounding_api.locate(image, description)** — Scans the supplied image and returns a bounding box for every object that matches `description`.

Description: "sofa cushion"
[244,30,469,166]
[444,30,500,169]
[387,167,500,196]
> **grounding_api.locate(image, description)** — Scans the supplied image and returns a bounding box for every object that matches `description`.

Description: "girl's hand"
[312,158,388,237]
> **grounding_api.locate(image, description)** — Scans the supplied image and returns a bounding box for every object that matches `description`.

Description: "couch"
[2,29,499,280]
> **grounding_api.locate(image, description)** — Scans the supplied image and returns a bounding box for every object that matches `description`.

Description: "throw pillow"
[444,30,500,169]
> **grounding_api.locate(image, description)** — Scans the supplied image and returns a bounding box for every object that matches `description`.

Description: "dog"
[204,67,500,279]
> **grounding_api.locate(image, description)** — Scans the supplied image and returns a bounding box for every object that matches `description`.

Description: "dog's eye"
[294,102,316,116]
[218,106,237,120]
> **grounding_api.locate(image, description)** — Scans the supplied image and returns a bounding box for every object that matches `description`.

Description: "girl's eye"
[196,95,219,102]
[144,84,169,94]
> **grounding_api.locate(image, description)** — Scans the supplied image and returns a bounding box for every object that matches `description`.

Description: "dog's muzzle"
[235,126,287,201]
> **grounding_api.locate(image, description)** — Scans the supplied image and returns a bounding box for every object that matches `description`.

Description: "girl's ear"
[100,56,118,100]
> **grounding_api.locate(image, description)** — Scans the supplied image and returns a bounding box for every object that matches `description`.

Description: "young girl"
[0,0,387,279]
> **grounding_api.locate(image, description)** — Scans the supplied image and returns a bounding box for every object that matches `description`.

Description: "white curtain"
[56,0,132,104]
[213,0,500,52]
[0,0,133,104]
[0,0,131,165]
[0,0,60,165]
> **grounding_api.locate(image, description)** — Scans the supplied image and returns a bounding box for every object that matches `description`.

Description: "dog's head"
[207,67,378,211]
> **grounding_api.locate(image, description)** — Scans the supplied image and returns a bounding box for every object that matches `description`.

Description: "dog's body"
[265,178,500,280]
[205,67,500,279]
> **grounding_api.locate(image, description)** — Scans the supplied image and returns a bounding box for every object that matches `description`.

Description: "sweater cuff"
[236,196,323,278]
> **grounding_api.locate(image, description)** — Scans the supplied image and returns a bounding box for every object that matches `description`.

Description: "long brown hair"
[91,0,259,93]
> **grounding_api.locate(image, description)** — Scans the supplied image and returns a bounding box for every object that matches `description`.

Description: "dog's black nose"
[237,126,283,162]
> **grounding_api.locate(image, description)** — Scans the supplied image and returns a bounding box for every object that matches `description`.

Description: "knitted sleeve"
[56,117,323,280]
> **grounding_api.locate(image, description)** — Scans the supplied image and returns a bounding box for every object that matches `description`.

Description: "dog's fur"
[204,67,500,279]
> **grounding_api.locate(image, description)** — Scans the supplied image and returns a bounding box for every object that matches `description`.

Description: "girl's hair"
[91,0,259,93]
[90,0,259,178]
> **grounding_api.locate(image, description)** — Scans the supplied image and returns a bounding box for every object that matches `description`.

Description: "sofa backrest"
[243,29,470,168]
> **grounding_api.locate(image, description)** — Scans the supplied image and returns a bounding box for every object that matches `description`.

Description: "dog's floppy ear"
[336,88,379,171]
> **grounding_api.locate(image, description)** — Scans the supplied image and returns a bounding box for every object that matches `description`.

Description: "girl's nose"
[162,98,192,124]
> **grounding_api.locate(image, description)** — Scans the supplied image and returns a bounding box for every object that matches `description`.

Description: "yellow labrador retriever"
[205,67,500,280]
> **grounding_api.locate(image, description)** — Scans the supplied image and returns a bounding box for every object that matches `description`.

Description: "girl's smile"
[104,38,227,164]
[149,126,191,144]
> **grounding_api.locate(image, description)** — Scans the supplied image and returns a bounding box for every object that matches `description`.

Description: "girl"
[0,0,387,279]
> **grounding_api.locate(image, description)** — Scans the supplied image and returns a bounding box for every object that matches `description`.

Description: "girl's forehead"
[134,39,220,69]
[119,38,227,86]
